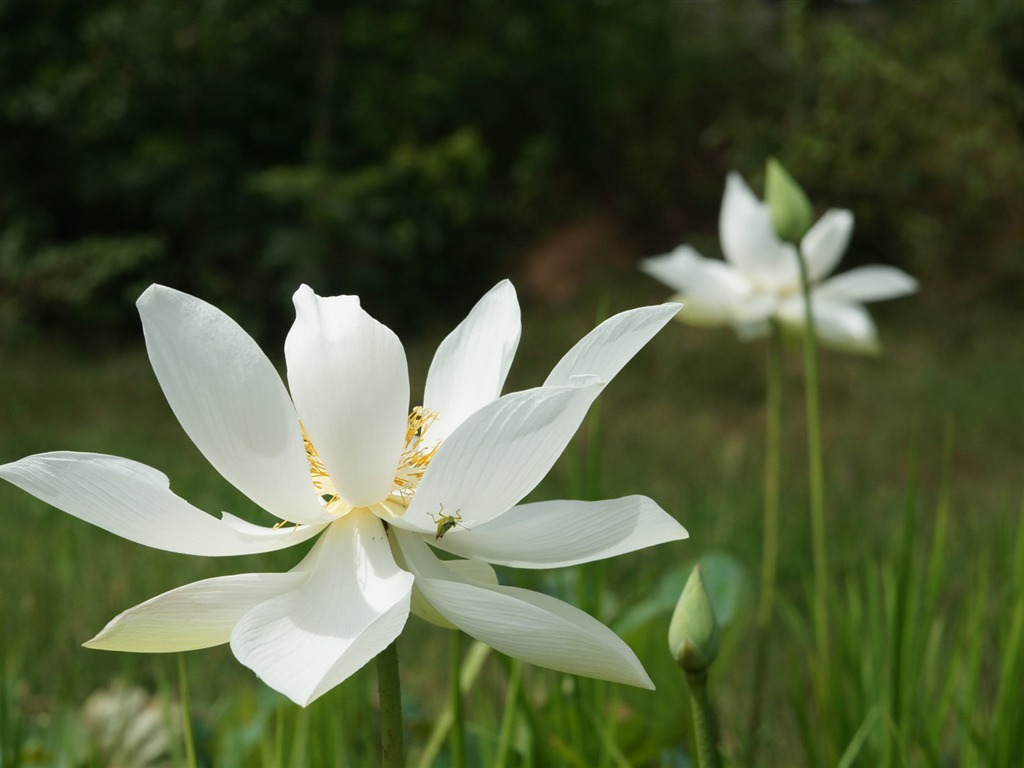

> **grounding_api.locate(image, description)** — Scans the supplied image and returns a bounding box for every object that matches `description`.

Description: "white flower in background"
[0,282,686,706]
[640,172,918,353]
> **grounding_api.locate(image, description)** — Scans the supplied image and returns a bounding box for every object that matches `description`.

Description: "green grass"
[1,268,1021,765]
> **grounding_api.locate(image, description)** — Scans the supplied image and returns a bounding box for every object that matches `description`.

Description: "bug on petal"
[429,504,463,540]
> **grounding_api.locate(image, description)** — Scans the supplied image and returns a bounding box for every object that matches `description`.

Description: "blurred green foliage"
[1,0,1022,340]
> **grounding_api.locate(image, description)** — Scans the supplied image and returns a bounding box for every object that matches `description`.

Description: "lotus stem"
[795,244,833,741]
[745,321,783,765]
[177,653,198,768]
[377,640,405,768]
[686,670,720,768]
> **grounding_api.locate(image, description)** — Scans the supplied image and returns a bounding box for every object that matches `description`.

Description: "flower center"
[301,406,441,520]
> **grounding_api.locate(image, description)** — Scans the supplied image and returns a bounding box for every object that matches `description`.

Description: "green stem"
[494,659,522,768]
[745,322,783,766]
[177,654,198,768]
[448,631,465,768]
[795,244,833,744]
[686,671,720,768]
[376,641,405,768]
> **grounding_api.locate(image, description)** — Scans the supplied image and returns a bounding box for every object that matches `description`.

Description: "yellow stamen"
[298,407,442,520]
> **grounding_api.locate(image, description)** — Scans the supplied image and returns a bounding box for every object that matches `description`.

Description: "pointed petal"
[778,296,880,354]
[815,265,918,304]
[801,209,854,283]
[639,247,752,327]
[229,513,413,706]
[435,496,687,568]
[398,380,603,533]
[544,303,681,387]
[285,286,409,508]
[0,452,328,555]
[137,285,328,525]
[423,280,521,441]
[410,559,498,629]
[719,173,799,289]
[396,531,652,688]
[85,572,307,652]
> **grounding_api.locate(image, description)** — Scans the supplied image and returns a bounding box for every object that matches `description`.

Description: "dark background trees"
[2,0,1022,343]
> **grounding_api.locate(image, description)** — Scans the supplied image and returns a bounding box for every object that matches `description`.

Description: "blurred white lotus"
[641,173,918,353]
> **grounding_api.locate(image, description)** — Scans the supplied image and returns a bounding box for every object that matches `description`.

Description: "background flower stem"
[744,321,783,766]
[176,653,198,768]
[376,640,405,768]
[448,631,466,768]
[795,246,834,756]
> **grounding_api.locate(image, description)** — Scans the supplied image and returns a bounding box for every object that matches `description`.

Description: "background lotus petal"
[85,572,307,652]
[435,496,687,568]
[137,285,327,525]
[0,452,328,556]
[229,513,413,707]
[778,296,880,354]
[285,286,410,508]
[719,173,799,289]
[816,265,919,304]
[423,279,521,441]
[801,208,854,283]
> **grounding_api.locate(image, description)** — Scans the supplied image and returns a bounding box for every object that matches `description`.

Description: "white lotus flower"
[640,173,918,353]
[0,281,686,705]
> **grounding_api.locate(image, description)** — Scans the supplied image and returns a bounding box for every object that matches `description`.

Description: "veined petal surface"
[396,531,653,688]
[435,496,687,568]
[0,452,328,556]
[719,173,799,290]
[230,512,413,706]
[86,572,307,652]
[285,286,410,508]
[399,381,603,532]
[424,280,521,441]
[409,559,499,629]
[138,285,327,525]
[801,209,854,283]
[815,265,919,304]
[544,303,680,387]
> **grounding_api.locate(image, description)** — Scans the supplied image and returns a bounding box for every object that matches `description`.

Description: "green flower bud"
[765,158,813,243]
[668,565,722,674]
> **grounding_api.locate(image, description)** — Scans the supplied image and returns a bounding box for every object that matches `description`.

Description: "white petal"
[396,531,652,688]
[285,286,410,508]
[640,247,753,327]
[229,512,413,706]
[398,381,603,533]
[137,285,328,525]
[815,265,918,304]
[85,572,307,652]
[777,296,880,354]
[0,452,328,555]
[719,173,799,290]
[410,559,498,629]
[801,209,854,283]
[423,280,521,441]
[544,303,681,387]
[435,496,687,568]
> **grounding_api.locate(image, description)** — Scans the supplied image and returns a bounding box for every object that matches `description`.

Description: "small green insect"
[428,504,463,540]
